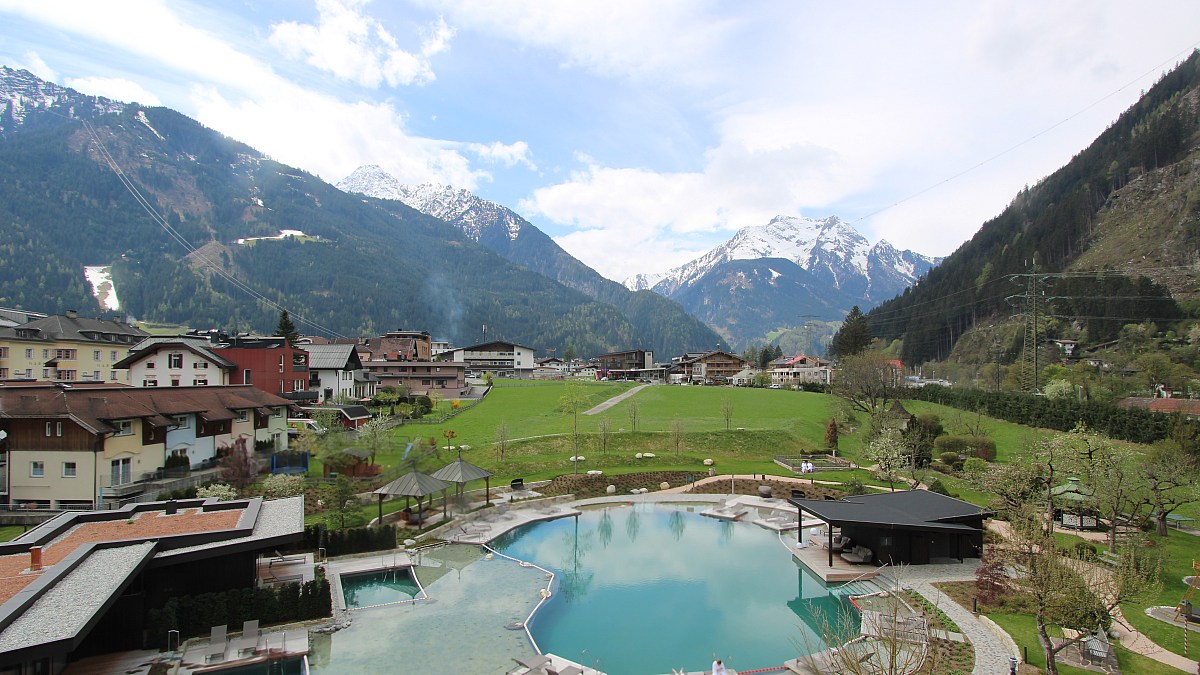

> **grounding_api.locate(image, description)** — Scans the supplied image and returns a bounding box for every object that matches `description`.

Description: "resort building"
[769,354,833,387]
[445,341,536,379]
[0,311,148,384]
[0,496,304,672]
[0,382,290,509]
[113,336,236,387]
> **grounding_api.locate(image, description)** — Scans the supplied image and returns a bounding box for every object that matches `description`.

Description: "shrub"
[927,478,950,495]
[965,436,997,461]
[197,483,238,501]
[938,451,961,466]
[962,457,988,475]
[1073,541,1098,560]
[843,477,868,496]
[260,474,305,500]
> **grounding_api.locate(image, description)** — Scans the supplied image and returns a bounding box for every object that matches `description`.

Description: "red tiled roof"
[0,506,244,605]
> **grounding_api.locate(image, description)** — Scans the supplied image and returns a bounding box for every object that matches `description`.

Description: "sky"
[2,1,1198,284]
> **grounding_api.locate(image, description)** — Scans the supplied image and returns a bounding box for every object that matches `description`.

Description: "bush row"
[910,386,1171,444]
[302,523,397,556]
[146,578,331,647]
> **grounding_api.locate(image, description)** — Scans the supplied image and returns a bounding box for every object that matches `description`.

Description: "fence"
[774,455,853,473]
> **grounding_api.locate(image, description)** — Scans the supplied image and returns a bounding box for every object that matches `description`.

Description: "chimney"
[29,546,43,572]
[65,309,77,319]
[165,500,178,515]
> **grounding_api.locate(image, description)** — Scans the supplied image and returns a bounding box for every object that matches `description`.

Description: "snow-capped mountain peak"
[0,66,125,135]
[623,214,938,303]
[336,165,524,242]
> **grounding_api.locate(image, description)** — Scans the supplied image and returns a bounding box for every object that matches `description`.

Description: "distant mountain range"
[624,215,940,346]
[336,165,723,353]
[0,67,718,357]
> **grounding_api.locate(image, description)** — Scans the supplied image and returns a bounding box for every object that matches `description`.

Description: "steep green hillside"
[868,52,1200,364]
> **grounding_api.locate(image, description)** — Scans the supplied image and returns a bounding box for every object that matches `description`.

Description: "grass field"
[985,612,1180,675]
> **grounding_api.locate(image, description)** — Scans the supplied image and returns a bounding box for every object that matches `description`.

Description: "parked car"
[287,418,327,437]
[768,384,781,389]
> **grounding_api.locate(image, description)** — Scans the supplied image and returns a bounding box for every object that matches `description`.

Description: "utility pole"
[1007,261,1052,395]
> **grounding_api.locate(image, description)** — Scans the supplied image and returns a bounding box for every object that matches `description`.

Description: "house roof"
[789,489,986,534]
[112,336,237,370]
[1115,397,1200,415]
[458,340,536,353]
[0,383,290,434]
[0,313,147,344]
[303,343,364,370]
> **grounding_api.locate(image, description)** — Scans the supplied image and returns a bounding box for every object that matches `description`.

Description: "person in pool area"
[712,658,726,675]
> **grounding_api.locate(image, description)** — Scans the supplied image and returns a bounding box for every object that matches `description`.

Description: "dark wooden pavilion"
[789,490,986,568]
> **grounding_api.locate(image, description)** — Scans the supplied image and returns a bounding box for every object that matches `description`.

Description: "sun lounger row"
[511,653,583,675]
[204,620,261,663]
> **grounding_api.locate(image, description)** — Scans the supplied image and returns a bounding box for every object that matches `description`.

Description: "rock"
[703,458,714,466]
[606,485,617,494]
[643,452,656,458]
[635,453,643,459]
[660,481,670,490]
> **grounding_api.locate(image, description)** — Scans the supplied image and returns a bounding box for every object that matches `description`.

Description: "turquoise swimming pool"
[492,502,860,674]
[311,502,863,675]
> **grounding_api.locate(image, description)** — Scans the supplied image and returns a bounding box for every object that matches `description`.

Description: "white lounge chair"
[233,619,260,655]
[203,624,227,663]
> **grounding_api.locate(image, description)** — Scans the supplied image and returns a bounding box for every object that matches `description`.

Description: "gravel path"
[877,565,1020,675]
[582,383,651,415]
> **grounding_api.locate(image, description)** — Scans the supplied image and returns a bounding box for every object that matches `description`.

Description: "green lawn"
[987,612,1180,674]
[0,526,26,542]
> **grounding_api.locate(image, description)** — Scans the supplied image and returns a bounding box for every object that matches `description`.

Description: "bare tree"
[670,417,685,457]
[495,420,509,461]
[721,396,733,430]
[627,398,640,432]
[831,350,901,415]
[597,417,611,455]
[1140,443,1200,536]
[559,383,590,473]
[997,505,1160,675]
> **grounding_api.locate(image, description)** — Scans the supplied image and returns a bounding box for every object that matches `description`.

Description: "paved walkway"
[583,383,650,415]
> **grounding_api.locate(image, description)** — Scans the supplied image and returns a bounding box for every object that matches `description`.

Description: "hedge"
[910,386,1172,444]
[146,578,331,647]
[302,523,397,557]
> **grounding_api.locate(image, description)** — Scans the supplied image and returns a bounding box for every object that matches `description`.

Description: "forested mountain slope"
[868,53,1199,364]
[0,67,682,355]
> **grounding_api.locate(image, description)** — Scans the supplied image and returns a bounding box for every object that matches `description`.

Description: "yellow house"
[0,310,147,384]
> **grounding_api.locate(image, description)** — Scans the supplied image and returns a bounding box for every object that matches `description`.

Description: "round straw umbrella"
[374,470,451,523]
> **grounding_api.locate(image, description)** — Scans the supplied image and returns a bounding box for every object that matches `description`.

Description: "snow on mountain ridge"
[336,165,524,242]
[0,66,125,134]
[622,214,937,299]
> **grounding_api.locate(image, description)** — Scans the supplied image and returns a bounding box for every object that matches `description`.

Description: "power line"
[79,117,348,339]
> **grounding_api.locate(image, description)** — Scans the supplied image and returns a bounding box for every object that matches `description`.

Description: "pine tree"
[275,310,299,345]
[829,306,871,358]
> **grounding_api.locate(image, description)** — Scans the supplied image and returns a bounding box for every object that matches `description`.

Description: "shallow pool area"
[341,567,423,608]
[310,502,867,675]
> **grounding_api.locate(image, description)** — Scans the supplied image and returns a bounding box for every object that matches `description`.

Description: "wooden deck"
[790,542,882,583]
[254,552,316,586]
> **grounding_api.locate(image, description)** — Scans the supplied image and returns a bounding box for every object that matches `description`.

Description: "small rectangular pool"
[341,567,422,608]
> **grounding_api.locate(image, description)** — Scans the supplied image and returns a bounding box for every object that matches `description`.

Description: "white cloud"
[65,76,161,106]
[463,140,535,170]
[15,50,55,81]
[269,0,452,87]
[414,0,733,83]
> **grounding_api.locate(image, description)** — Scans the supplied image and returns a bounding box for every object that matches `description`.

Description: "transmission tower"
[1008,263,1051,394]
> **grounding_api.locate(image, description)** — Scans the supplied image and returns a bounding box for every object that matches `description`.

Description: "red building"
[219,337,315,401]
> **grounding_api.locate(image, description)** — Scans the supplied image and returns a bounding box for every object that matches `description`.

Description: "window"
[44,422,62,437]
[24,348,32,359]
[194,361,208,369]
[293,379,305,390]
[109,371,117,380]
[146,361,156,369]
[168,353,183,369]
[193,378,208,386]
[92,371,100,380]
[244,369,252,383]
[170,378,180,387]
[55,349,76,360]
[236,410,248,422]
[279,356,285,373]
[0,368,6,378]
[110,350,118,361]
[42,369,50,379]
[42,349,49,359]
[110,458,132,485]
[30,461,44,478]
[0,347,6,358]
[62,462,77,478]
[113,420,133,436]
[172,415,190,428]
[142,379,158,387]
[56,370,77,381]
[93,350,102,360]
